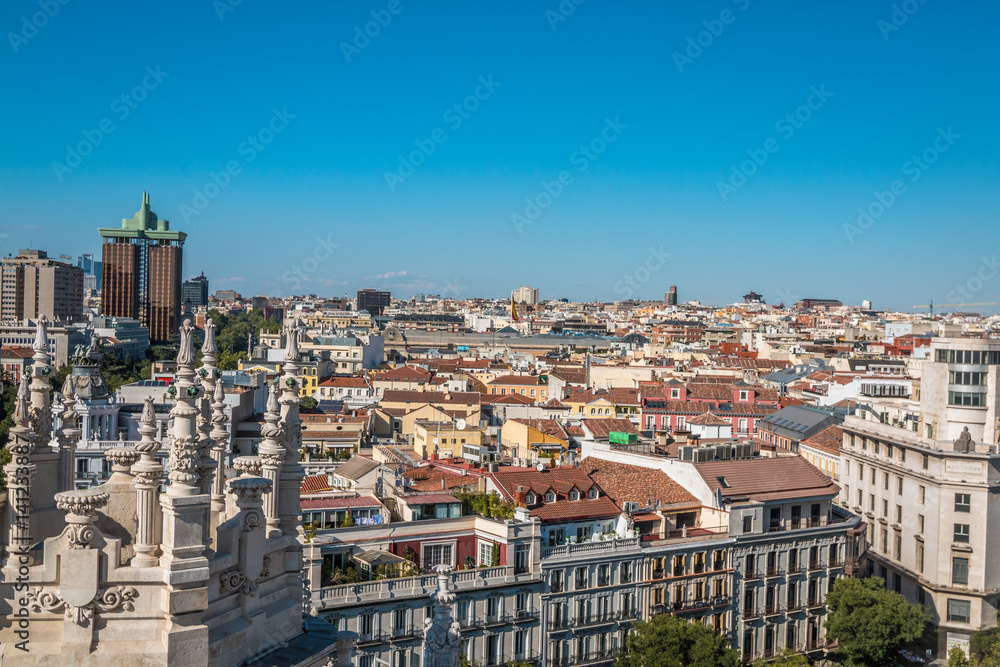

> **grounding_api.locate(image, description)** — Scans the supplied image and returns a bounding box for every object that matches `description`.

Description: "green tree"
[616,614,739,667]
[824,577,930,667]
[948,646,970,667]
[753,648,809,667]
[301,395,318,411]
[972,626,1000,664]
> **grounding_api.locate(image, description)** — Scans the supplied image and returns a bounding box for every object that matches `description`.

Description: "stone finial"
[105,448,140,474]
[227,476,273,504]
[55,488,110,549]
[234,456,263,477]
[135,397,159,455]
[32,315,49,353]
[177,319,196,367]
[13,374,30,428]
[283,319,300,362]
[423,564,461,667]
[201,317,218,356]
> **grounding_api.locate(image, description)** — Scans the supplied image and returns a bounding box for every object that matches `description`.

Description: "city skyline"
[1,1,998,309]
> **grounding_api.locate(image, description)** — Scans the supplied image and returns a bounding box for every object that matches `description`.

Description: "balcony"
[764,567,782,578]
[551,581,564,593]
[514,609,539,623]
[542,537,640,560]
[807,598,823,609]
[743,607,762,620]
[568,651,617,666]
[652,568,665,580]
[787,563,802,575]
[672,566,686,577]
[618,607,639,621]
[808,560,822,571]
[484,613,511,627]
[828,558,843,569]
[597,575,611,587]
[572,612,617,628]
[548,618,571,632]
[671,597,728,615]
[357,632,388,646]
[389,626,421,641]
[764,605,783,617]
[744,569,760,581]
[786,600,803,612]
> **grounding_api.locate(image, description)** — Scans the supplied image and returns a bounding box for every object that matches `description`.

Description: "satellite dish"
[535,462,545,473]
[456,418,467,430]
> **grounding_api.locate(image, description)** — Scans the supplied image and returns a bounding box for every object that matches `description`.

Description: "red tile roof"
[301,474,335,494]
[300,495,382,510]
[687,412,730,426]
[582,419,638,439]
[528,496,621,522]
[490,375,547,386]
[800,424,843,456]
[319,376,369,388]
[581,459,696,508]
[695,456,839,502]
[400,493,460,505]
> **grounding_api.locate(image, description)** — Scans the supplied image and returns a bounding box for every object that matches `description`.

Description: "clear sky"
[1,0,997,310]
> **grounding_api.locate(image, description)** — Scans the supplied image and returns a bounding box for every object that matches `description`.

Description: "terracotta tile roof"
[581,458,696,508]
[300,495,383,510]
[510,418,569,440]
[0,346,34,359]
[492,466,595,500]
[695,456,839,503]
[800,424,844,456]
[687,411,730,426]
[381,389,480,405]
[372,366,432,382]
[641,400,777,417]
[408,472,481,493]
[319,376,369,388]
[582,419,638,439]
[301,474,335,494]
[542,398,570,409]
[549,368,587,384]
[400,493,460,505]
[480,393,535,405]
[528,496,621,523]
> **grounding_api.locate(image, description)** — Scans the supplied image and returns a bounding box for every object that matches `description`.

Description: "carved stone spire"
[32,314,49,353]
[201,317,218,358]
[283,319,300,363]
[259,381,284,534]
[209,379,231,518]
[56,376,82,493]
[131,396,163,567]
[422,565,461,667]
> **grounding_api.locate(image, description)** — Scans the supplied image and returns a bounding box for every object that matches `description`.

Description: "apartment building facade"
[0,249,84,322]
[840,337,1000,659]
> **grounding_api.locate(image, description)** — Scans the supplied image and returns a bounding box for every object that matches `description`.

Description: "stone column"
[159,319,210,569]
[258,382,284,536]
[196,397,216,554]
[210,381,230,531]
[422,565,461,667]
[277,319,306,538]
[28,317,61,540]
[198,317,225,535]
[132,397,163,567]
[56,376,82,493]
[4,377,36,554]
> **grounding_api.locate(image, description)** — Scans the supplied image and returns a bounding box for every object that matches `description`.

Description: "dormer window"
[588,489,598,499]
[671,389,679,399]
[570,490,579,501]
[739,390,748,401]
[525,492,536,504]
[545,492,556,503]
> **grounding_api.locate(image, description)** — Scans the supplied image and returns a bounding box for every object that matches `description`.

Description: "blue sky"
[1,0,997,310]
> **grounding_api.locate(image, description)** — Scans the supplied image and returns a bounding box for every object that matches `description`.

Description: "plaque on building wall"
[945,459,984,475]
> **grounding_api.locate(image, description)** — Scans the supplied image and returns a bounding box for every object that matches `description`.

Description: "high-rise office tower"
[0,249,84,322]
[182,272,210,308]
[99,192,185,342]
[357,288,391,316]
[666,285,678,305]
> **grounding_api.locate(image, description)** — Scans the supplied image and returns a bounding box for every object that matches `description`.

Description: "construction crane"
[914,300,997,317]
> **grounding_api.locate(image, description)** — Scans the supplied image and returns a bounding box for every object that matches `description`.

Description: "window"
[947,599,971,623]
[869,494,875,512]
[897,476,903,494]
[918,514,924,533]
[360,612,374,637]
[423,543,454,568]
[882,499,888,517]
[545,492,556,503]
[921,455,929,470]
[478,541,495,567]
[575,567,588,590]
[949,391,986,407]
[919,486,925,503]
[894,534,901,561]
[955,493,971,513]
[896,505,902,523]
[870,468,876,484]
[514,630,527,659]
[954,524,970,543]
[858,463,864,479]
[743,515,753,534]
[916,540,924,573]
[953,557,969,586]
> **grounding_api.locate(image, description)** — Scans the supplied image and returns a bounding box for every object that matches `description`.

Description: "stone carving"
[954,426,974,453]
[202,317,218,357]
[220,569,255,596]
[106,448,140,472]
[283,319,300,362]
[177,319,196,366]
[32,315,49,353]
[234,456,263,477]
[422,565,461,667]
[55,488,110,549]
[261,555,272,578]
[27,586,139,627]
